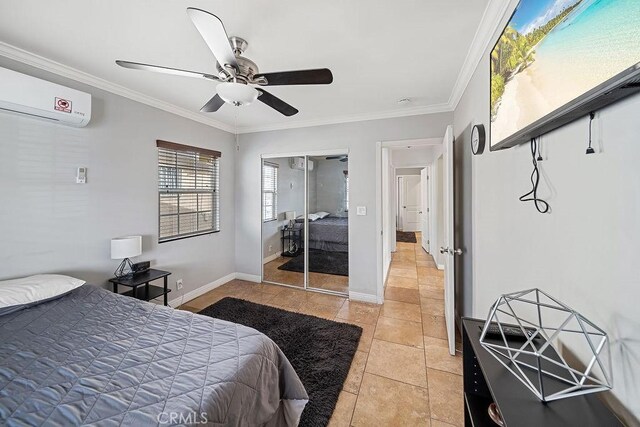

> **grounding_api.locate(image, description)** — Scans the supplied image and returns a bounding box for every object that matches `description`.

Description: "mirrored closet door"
[261,156,305,288]
[261,154,349,296]
[307,155,349,294]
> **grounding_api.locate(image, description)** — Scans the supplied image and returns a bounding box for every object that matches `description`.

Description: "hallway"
[180,233,463,426]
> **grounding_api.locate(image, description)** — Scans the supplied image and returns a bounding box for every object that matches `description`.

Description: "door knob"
[440,247,448,254]
[452,248,462,255]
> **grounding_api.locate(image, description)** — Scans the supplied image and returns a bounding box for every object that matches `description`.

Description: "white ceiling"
[0,0,489,132]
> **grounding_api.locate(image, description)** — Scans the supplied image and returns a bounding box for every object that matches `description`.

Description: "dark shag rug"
[396,230,417,243]
[278,249,348,276]
[199,297,362,427]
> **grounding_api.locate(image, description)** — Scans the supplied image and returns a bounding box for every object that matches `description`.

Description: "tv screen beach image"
[490,0,640,146]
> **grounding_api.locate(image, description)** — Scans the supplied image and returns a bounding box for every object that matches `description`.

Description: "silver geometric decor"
[480,288,612,402]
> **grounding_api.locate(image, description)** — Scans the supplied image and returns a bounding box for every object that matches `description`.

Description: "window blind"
[157,140,221,242]
[262,162,278,222]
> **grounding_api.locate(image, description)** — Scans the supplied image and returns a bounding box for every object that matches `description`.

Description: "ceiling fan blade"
[257,89,299,116]
[254,68,333,86]
[200,94,225,112]
[115,60,220,81]
[187,8,237,73]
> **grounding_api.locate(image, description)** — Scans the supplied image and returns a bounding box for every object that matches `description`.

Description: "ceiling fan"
[115,8,333,117]
[326,155,348,162]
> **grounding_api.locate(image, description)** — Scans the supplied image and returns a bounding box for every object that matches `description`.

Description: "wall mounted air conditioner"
[289,157,314,171]
[0,66,91,127]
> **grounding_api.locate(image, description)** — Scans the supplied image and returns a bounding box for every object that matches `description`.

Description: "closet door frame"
[260,149,349,296]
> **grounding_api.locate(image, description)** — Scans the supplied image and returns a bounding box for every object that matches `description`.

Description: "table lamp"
[285,211,296,228]
[111,236,142,277]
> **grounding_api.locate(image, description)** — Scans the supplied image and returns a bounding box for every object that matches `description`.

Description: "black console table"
[281,226,302,257]
[109,269,171,306]
[462,318,622,427]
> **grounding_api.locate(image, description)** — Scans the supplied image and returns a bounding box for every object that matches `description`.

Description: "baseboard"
[235,273,262,283]
[167,272,236,308]
[262,251,281,264]
[349,291,381,305]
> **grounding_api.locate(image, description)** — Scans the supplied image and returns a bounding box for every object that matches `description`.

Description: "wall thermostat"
[76,167,87,184]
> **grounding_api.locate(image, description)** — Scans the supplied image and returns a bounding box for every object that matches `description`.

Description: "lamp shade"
[216,82,258,106]
[285,211,296,221]
[111,236,142,260]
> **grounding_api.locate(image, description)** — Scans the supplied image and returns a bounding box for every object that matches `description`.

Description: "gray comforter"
[295,216,348,253]
[0,285,308,426]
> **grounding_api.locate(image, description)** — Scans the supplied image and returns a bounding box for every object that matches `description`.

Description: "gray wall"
[314,157,348,215]
[454,52,640,422]
[261,157,306,260]
[395,168,422,176]
[236,113,453,297]
[0,58,237,302]
[391,146,442,168]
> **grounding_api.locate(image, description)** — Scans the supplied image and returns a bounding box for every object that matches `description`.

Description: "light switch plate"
[76,167,87,184]
[356,206,366,216]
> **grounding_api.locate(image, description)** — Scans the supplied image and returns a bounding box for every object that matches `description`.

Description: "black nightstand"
[281,226,303,257]
[109,269,172,306]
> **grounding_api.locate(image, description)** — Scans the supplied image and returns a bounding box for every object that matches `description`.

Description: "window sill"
[159,230,219,244]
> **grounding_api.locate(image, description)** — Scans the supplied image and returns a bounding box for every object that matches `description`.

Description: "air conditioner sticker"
[55,97,72,113]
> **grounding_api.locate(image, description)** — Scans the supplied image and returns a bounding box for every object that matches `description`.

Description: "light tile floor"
[180,233,463,426]
[262,255,350,294]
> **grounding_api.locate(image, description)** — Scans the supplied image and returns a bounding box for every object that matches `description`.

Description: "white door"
[382,148,391,279]
[442,125,457,356]
[420,168,429,251]
[401,175,421,232]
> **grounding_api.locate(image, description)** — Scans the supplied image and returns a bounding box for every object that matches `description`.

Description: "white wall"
[0,58,237,300]
[454,45,640,423]
[236,113,453,298]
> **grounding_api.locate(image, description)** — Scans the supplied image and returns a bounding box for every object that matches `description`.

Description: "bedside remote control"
[482,323,537,341]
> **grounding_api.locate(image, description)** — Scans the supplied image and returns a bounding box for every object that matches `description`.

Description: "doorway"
[397,175,422,232]
[261,152,350,296]
[377,133,457,355]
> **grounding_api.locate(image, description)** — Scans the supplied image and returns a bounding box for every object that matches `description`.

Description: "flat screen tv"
[490,0,640,150]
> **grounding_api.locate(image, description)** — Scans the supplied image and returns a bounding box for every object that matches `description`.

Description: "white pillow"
[296,214,320,221]
[0,274,85,315]
[315,211,330,219]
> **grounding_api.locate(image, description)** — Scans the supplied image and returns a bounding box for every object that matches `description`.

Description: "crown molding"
[0,42,236,133]
[447,0,517,111]
[236,102,453,134]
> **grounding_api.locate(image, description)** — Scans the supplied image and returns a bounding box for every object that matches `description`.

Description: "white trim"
[349,291,381,305]
[263,251,282,264]
[239,104,452,134]
[385,137,443,148]
[437,263,445,271]
[235,273,262,283]
[0,42,236,134]
[448,0,519,110]
[261,149,349,159]
[167,272,236,307]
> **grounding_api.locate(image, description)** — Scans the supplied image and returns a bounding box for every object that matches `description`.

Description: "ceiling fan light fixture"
[216,82,258,106]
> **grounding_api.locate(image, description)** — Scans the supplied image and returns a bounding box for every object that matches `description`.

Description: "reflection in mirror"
[307,155,349,294]
[261,157,305,288]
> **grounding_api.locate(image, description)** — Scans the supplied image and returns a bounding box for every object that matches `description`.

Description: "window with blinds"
[157,140,221,242]
[262,162,278,222]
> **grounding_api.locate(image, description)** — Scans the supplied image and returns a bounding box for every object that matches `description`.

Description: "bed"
[295,216,348,253]
[0,284,308,426]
